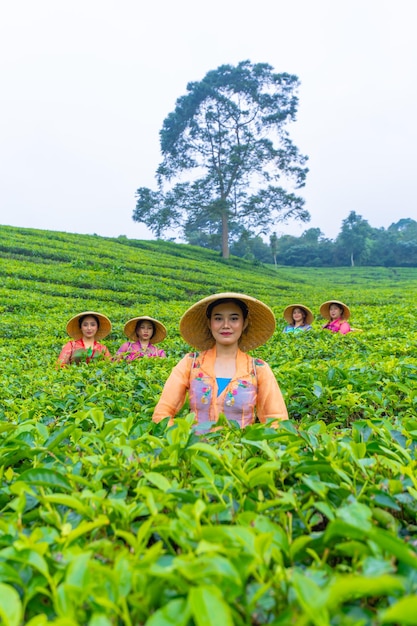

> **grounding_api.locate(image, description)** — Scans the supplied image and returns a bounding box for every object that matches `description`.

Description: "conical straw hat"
[283,304,314,325]
[319,300,351,320]
[123,316,167,344]
[66,311,112,340]
[179,292,276,351]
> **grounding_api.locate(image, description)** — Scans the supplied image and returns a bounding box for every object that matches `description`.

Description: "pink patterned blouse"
[322,319,351,334]
[116,341,166,361]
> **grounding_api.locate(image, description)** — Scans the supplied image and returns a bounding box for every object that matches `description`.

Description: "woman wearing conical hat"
[57,311,112,367]
[282,304,314,333]
[320,300,352,335]
[152,292,288,430]
[115,316,167,361]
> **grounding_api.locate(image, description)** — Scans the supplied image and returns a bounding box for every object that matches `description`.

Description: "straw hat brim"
[319,300,351,320]
[123,316,167,344]
[283,304,314,326]
[66,311,112,340]
[179,292,276,352]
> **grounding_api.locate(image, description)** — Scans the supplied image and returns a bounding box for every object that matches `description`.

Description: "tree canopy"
[336,211,374,266]
[133,60,309,258]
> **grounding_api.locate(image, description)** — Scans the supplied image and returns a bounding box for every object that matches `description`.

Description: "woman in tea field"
[152,292,288,430]
[320,300,352,334]
[115,316,167,360]
[282,304,314,333]
[57,311,112,366]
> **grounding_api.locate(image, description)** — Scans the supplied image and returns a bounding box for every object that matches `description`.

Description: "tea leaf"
[18,468,72,491]
[0,582,23,626]
[146,598,190,626]
[189,585,234,626]
[380,595,417,624]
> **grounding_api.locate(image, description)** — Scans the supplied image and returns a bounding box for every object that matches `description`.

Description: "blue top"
[283,324,312,333]
[216,377,232,396]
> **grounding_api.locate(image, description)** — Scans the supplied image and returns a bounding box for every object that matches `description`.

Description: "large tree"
[133,60,309,258]
[335,211,375,266]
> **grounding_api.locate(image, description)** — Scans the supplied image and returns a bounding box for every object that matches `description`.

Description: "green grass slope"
[1,224,417,624]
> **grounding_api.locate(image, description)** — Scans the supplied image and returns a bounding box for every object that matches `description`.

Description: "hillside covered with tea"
[1,224,417,625]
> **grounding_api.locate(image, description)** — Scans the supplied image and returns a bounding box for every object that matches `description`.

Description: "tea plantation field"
[1,224,417,625]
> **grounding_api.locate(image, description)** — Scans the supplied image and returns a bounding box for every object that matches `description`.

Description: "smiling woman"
[115,315,167,360]
[283,303,314,333]
[57,310,112,367]
[320,300,352,334]
[152,292,288,431]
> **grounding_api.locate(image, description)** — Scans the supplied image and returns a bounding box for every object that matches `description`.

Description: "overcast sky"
[1,0,416,243]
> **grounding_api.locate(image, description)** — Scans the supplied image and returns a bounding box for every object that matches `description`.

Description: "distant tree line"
[186,212,417,267]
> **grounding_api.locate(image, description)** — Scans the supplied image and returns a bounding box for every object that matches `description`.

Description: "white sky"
[1,0,416,243]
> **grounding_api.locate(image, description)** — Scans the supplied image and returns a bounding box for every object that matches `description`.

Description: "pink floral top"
[116,341,166,361]
[57,339,111,367]
[323,319,351,334]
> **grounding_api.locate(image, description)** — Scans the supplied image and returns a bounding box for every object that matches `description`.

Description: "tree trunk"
[221,211,229,259]
[350,252,355,267]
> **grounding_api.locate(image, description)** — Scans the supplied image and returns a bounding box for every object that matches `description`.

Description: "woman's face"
[136,321,154,342]
[209,302,248,347]
[80,315,98,340]
[292,307,305,324]
[329,304,343,320]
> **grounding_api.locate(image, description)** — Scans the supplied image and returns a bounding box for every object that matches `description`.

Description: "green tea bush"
[0,225,417,624]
